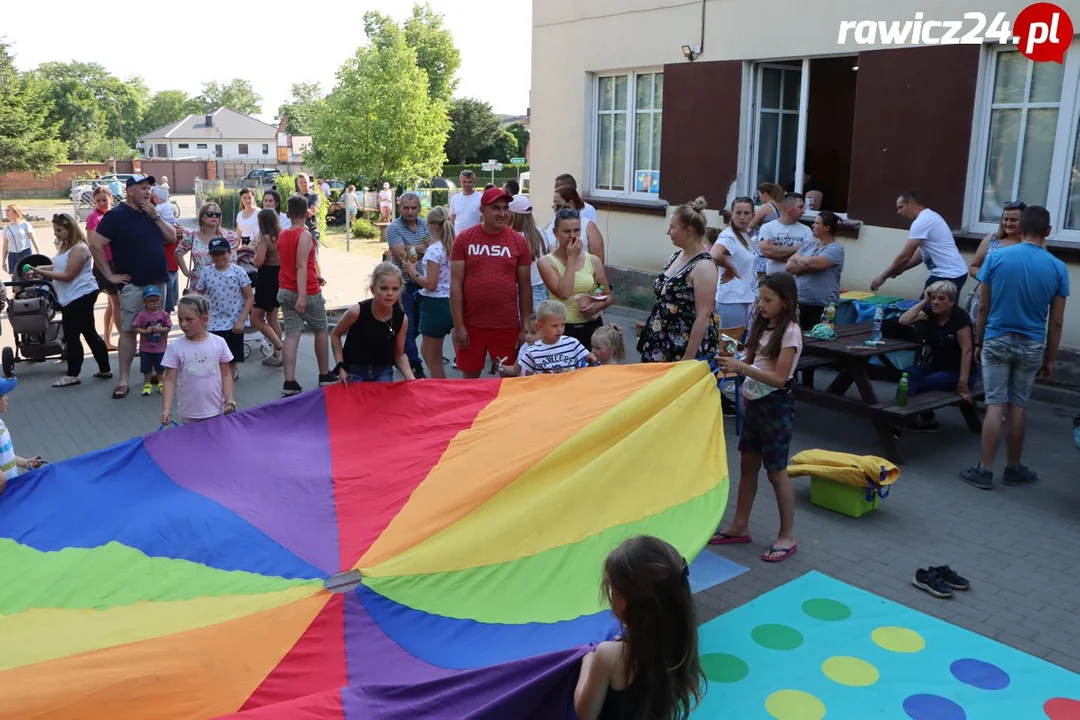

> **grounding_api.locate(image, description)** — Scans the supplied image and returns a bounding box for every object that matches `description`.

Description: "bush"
[202,183,242,230]
[431,188,449,208]
[351,217,378,239]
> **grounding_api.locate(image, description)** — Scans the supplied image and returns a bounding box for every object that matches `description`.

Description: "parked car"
[244,168,280,186]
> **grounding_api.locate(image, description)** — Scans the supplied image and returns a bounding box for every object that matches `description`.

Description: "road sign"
[510,157,526,166]
[480,162,503,171]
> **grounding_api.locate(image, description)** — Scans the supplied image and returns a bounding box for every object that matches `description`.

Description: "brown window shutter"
[847,45,980,229]
[659,61,742,209]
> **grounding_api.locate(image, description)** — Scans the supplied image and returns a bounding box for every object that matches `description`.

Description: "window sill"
[583,195,668,217]
[953,231,1080,262]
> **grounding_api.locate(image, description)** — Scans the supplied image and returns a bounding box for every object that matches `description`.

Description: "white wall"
[532,0,1080,346]
[154,139,275,160]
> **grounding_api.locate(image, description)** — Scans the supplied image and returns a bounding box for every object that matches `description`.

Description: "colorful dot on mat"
[872,626,926,653]
[765,689,826,720]
[1044,697,1080,719]
[950,658,1011,690]
[903,694,967,720]
[822,656,880,687]
[802,598,852,621]
[700,653,749,683]
[752,623,805,651]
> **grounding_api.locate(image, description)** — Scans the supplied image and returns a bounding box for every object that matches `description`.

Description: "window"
[238,143,249,155]
[262,144,269,155]
[970,42,1080,241]
[754,65,801,191]
[155,144,167,158]
[215,144,223,158]
[196,143,207,149]
[178,143,189,149]
[591,70,663,198]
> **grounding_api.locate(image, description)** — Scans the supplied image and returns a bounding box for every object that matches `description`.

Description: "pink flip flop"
[709,532,752,546]
[762,544,798,563]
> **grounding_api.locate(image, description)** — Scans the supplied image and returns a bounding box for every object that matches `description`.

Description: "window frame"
[588,68,664,202]
[238,143,249,155]
[196,143,208,150]
[178,143,190,149]
[966,41,1080,244]
[262,144,270,155]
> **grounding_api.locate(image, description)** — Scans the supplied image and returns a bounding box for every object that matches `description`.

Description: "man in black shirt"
[785,171,828,212]
[90,174,172,399]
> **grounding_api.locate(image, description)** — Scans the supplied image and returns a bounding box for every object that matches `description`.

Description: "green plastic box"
[810,476,881,518]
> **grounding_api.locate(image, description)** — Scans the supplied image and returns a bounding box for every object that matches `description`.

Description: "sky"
[4,0,532,124]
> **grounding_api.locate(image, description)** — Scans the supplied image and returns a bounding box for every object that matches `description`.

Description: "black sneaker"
[909,421,940,433]
[929,565,970,591]
[411,364,427,380]
[959,465,993,490]
[913,568,953,598]
[282,380,303,396]
[721,396,736,418]
[1002,465,1038,486]
[317,373,337,387]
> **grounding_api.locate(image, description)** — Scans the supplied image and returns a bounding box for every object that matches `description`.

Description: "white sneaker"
[262,350,283,367]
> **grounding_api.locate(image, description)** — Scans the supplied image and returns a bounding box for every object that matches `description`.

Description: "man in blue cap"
[0,377,42,493]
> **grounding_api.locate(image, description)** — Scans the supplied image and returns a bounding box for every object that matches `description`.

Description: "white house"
[138,108,279,161]
[530,0,1080,351]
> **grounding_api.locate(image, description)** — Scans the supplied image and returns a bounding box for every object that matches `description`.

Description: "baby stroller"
[2,254,65,377]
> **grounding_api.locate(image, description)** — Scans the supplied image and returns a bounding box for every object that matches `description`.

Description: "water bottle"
[871,306,884,342]
[896,372,910,407]
[825,302,837,330]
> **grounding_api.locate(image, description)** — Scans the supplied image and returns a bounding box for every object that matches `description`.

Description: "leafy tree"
[197,79,262,116]
[140,90,203,135]
[505,122,529,157]
[445,98,501,164]
[0,42,67,175]
[403,3,460,102]
[81,135,137,163]
[477,130,519,164]
[309,21,448,185]
[276,82,323,136]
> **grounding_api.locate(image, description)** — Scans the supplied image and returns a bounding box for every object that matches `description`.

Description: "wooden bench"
[877,388,985,433]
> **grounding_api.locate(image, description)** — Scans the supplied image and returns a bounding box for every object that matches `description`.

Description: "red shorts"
[456,326,519,375]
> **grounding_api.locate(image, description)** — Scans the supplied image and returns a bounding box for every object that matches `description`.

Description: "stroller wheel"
[243,342,252,360]
[2,347,14,378]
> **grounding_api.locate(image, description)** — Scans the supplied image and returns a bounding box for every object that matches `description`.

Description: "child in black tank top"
[331,262,416,383]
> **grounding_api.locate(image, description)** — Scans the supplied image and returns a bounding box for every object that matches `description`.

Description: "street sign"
[510,157,526,166]
[480,162,503,171]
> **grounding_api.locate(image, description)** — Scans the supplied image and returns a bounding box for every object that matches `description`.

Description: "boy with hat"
[0,377,42,494]
[132,285,173,395]
[194,237,253,381]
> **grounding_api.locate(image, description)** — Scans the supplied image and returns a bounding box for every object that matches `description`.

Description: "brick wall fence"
[0,163,135,197]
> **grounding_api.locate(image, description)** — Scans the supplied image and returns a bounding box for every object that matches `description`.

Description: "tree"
[309,21,448,185]
[81,135,137,163]
[140,90,203,135]
[276,82,323,136]
[505,122,529,157]
[0,42,67,175]
[477,130,519,164]
[197,79,262,116]
[403,3,460,103]
[444,98,501,164]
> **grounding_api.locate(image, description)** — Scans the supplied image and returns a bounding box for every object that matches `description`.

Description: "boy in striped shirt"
[498,300,596,376]
[0,377,42,494]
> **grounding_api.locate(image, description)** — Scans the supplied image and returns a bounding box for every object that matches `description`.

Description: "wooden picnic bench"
[794,322,981,464]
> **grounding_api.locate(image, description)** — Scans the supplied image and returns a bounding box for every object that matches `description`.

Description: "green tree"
[403,3,460,102]
[445,97,501,164]
[505,122,529,156]
[309,21,448,184]
[276,82,323,135]
[477,129,519,164]
[140,90,203,135]
[81,135,137,163]
[0,42,67,175]
[197,79,262,116]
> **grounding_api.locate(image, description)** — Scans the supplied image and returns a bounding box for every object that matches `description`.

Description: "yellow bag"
[787,449,900,499]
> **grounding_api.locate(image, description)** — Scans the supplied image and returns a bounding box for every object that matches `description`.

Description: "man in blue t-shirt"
[89,174,172,400]
[960,205,1069,491]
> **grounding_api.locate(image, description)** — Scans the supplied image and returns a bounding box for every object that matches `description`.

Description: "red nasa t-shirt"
[450,224,531,330]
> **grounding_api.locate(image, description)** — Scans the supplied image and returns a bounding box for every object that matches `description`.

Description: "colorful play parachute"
[0,362,728,719]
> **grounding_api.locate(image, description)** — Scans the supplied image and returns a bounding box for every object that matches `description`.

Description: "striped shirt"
[519,336,589,375]
[385,217,428,278]
[0,420,19,481]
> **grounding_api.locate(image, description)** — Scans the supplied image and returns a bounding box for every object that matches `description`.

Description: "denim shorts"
[346,364,394,383]
[981,333,1044,407]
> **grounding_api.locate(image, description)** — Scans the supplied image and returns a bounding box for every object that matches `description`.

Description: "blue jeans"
[532,283,549,310]
[165,271,179,313]
[402,281,422,368]
[346,364,395,382]
[7,248,32,275]
[981,333,1043,407]
[903,364,960,395]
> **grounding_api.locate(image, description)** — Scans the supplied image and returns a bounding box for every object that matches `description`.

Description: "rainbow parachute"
[0,363,728,719]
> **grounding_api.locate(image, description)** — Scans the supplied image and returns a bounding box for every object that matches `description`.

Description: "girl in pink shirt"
[161,295,236,426]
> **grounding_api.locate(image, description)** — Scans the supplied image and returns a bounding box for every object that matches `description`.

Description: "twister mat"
[693,571,1080,719]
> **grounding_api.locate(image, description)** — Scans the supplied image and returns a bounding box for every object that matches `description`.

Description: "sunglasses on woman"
[556,208,580,220]
[51,214,71,225]
[204,211,222,218]
[1003,201,1027,211]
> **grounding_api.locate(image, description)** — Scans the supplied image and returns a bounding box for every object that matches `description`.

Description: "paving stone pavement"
[5,273,1079,675]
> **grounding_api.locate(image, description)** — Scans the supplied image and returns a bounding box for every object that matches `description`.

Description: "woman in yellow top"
[538,207,614,347]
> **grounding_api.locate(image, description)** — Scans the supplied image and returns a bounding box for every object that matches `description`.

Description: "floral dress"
[639,251,720,363]
[967,234,1002,323]
[178,229,238,289]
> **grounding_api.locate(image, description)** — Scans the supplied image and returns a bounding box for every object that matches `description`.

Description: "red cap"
[480,187,513,207]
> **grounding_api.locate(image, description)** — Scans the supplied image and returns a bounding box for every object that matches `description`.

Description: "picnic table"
[794,322,981,464]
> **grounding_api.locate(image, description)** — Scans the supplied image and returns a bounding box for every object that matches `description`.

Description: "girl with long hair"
[574,535,705,720]
[236,187,260,246]
[405,207,455,379]
[711,196,759,328]
[714,272,802,562]
[966,201,1024,321]
[508,195,554,308]
[331,262,416,384]
[252,208,284,366]
[85,186,121,350]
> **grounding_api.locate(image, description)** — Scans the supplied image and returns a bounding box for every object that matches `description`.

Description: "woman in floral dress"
[638,197,720,363]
